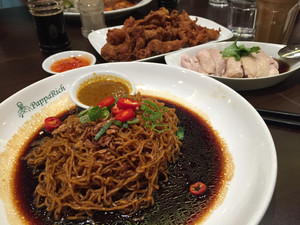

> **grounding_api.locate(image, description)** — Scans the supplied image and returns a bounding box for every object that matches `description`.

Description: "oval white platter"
[88,16,233,62]
[0,62,276,225]
[165,41,300,91]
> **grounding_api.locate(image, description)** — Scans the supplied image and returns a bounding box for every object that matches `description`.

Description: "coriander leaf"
[250,46,261,53]
[221,39,261,61]
[220,39,240,60]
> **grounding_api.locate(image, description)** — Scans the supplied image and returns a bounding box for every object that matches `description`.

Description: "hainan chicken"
[181,48,279,78]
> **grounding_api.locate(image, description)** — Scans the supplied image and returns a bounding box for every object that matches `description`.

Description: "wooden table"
[0,1,299,224]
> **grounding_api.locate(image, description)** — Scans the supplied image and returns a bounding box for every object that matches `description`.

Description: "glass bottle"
[77,0,106,38]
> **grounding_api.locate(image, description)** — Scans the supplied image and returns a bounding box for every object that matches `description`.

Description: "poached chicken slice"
[241,51,279,78]
[224,57,244,78]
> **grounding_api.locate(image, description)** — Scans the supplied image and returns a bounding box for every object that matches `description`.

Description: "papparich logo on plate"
[17,84,66,118]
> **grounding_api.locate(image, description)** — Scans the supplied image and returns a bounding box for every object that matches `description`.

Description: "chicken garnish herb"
[221,38,260,61]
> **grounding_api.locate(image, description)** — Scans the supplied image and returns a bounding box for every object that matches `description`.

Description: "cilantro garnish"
[221,37,260,61]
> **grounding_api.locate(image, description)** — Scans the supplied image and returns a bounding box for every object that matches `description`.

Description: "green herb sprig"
[78,106,110,124]
[141,100,172,133]
[176,126,184,141]
[221,37,260,61]
[77,99,184,140]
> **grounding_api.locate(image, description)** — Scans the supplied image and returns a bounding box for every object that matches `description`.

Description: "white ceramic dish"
[88,16,233,62]
[42,50,96,74]
[165,41,300,91]
[69,70,136,108]
[64,0,152,17]
[0,62,276,225]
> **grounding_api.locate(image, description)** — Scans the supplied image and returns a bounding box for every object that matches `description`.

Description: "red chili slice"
[117,98,141,109]
[44,117,61,132]
[111,104,124,115]
[98,96,115,108]
[114,108,135,122]
[189,182,207,196]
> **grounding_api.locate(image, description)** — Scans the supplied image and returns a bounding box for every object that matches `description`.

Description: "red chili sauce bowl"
[50,56,91,73]
[42,51,96,74]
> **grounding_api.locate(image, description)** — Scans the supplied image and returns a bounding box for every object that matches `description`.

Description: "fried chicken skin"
[101,7,221,62]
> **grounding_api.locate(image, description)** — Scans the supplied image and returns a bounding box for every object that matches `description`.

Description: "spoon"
[278,44,300,59]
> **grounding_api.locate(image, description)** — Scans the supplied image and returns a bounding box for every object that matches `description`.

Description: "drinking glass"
[227,0,257,37]
[27,0,70,53]
[255,0,300,44]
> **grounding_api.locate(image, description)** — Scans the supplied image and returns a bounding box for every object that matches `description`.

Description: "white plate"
[64,0,152,17]
[88,16,233,61]
[0,62,276,225]
[165,41,300,91]
[42,50,96,74]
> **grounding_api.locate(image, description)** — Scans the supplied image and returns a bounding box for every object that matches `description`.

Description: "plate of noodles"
[63,0,152,17]
[0,62,276,225]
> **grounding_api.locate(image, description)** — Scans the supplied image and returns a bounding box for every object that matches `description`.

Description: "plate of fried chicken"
[88,7,233,62]
[165,41,300,91]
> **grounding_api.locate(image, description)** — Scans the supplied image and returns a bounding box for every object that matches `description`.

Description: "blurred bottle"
[27,0,70,53]
[158,0,177,11]
[77,0,106,38]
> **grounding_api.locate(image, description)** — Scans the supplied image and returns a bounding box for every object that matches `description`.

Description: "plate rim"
[63,0,152,17]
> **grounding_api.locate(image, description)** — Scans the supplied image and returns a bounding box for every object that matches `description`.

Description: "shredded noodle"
[24,94,181,220]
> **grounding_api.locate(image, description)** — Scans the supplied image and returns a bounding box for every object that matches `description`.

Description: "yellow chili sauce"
[77,76,131,106]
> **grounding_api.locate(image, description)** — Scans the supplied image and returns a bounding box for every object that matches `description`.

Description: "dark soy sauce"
[276,58,290,74]
[13,99,228,225]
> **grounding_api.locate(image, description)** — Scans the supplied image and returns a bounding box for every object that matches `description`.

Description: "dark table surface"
[0,1,300,224]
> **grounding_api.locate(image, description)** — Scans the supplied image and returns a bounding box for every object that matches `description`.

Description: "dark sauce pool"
[13,98,230,225]
[276,58,290,74]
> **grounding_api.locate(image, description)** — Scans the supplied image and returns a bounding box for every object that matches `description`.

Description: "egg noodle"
[24,93,182,220]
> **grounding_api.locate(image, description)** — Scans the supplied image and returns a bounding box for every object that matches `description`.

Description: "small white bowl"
[69,70,136,109]
[42,50,96,74]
